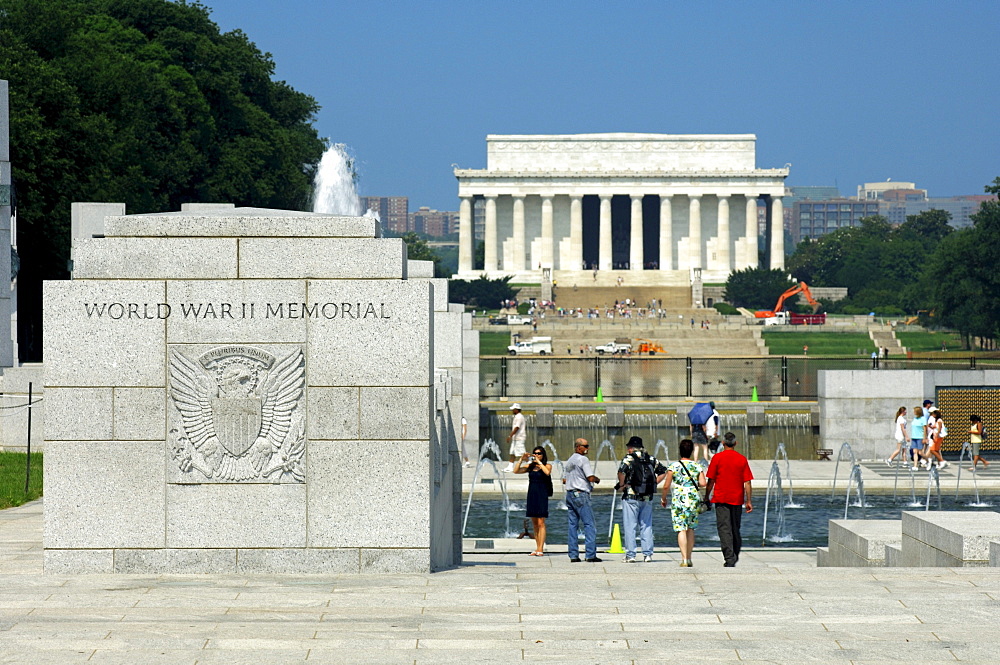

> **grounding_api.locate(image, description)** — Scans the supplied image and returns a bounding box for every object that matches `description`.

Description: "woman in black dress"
[514,446,553,556]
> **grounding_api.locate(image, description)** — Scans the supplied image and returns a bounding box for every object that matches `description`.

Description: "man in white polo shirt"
[504,404,527,472]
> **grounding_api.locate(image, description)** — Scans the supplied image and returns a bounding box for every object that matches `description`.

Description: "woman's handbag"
[678,461,711,514]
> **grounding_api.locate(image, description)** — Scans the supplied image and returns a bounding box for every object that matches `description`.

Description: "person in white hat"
[504,404,527,472]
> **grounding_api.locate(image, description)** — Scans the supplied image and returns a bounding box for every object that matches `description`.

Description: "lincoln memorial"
[454,133,789,286]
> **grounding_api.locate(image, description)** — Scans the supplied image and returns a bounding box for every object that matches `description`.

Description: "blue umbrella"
[688,402,713,425]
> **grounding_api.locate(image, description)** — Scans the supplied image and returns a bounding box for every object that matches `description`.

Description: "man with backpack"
[615,436,667,563]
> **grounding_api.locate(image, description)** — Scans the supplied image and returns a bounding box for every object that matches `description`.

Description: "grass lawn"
[762,330,877,356]
[0,452,42,509]
[896,330,964,353]
[480,331,511,355]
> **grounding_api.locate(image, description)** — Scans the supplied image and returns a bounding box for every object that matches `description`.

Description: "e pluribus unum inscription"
[84,301,392,320]
[169,345,306,483]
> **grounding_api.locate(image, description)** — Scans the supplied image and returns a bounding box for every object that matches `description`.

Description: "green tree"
[399,232,444,277]
[926,178,1000,348]
[1,0,326,359]
[447,275,516,308]
[723,267,795,310]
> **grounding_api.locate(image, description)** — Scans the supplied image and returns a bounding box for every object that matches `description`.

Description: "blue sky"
[206,0,999,211]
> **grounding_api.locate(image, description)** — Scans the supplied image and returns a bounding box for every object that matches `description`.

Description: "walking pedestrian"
[504,404,527,473]
[615,436,667,563]
[564,438,602,562]
[705,432,753,567]
[925,408,948,468]
[660,439,707,567]
[886,406,907,466]
[969,415,990,471]
[513,447,553,556]
[910,406,928,470]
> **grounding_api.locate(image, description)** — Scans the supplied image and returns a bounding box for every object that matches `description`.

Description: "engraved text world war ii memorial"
[42,207,467,574]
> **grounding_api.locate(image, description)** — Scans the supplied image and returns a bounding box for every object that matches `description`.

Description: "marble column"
[629,195,643,271]
[540,195,554,269]
[716,194,730,271]
[659,195,672,270]
[458,195,473,273]
[745,195,758,269]
[769,196,784,270]
[688,195,702,269]
[484,195,498,271]
[599,195,612,271]
[569,195,583,270]
[512,195,525,271]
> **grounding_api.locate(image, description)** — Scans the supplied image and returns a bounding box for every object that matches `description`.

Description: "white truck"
[507,336,553,355]
[595,339,632,355]
[506,314,532,325]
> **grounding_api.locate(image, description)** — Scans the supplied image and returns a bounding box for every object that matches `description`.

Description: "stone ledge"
[105,209,379,238]
[902,511,1000,566]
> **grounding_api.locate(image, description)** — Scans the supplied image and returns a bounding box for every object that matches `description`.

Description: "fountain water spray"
[312,144,363,216]
[773,442,800,508]
[592,439,621,539]
[762,461,789,544]
[653,439,671,464]
[954,441,991,506]
[831,442,867,518]
[462,439,512,537]
[540,439,568,510]
[925,463,942,511]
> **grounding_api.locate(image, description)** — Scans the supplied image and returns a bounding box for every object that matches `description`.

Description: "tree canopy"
[723,267,795,310]
[1,0,326,359]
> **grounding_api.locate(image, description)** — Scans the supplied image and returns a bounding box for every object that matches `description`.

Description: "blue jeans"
[622,498,654,558]
[566,491,596,560]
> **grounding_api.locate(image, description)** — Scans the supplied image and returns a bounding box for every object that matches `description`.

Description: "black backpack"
[628,452,657,498]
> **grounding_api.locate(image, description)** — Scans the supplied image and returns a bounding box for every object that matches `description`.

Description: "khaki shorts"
[509,439,526,457]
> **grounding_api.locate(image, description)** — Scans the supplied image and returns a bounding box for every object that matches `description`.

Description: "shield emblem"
[211,397,262,456]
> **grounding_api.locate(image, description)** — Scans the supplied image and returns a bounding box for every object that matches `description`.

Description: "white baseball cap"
[510,403,522,410]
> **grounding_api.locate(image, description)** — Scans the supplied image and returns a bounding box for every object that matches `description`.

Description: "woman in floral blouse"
[660,438,707,567]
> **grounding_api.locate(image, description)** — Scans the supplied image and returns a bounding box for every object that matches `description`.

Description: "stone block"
[885,542,902,567]
[991,540,1000,567]
[44,441,165,548]
[817,370,926,400]
[433,310,464,368]
[114,548,237,574]
[43,549,113,574]
[825,519,900,567]
[901,510,1000,566]
[236,548,360,574]
[105,208,378,238]
[71,202,124,243]
[359,387,430,440]
[71,238,238,279]
[815,546,829,567]
[44,280,167,387]
[165,280,308,344]
[360,548,430,573]
[306,280,432,387]
[407,260,434,278]
[307,440,430,548]
[44,388,112,440]
[605,405,624,428]
[166,483,306,548]
[307,387,359,440]
[113,388,165,440]
[238,238,405,279]
[180,203,235,211]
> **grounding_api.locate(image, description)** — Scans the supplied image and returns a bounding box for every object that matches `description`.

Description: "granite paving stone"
[5,501,1000,663]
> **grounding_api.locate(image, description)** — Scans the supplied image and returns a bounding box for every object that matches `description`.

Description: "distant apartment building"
[885,195,996,230]
[410,207,460,237]
[360,196,409,233]
[858,181,922,201]
[792,199,881,244]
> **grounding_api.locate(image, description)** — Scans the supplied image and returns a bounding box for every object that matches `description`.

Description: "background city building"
[360,196,409,233]
[410,207,460,237]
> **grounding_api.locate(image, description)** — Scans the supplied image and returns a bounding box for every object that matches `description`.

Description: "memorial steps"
[545,284,693,310]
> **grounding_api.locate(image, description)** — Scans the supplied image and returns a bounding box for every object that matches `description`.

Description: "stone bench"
[818,519,901,567]
[902,511,1000,567]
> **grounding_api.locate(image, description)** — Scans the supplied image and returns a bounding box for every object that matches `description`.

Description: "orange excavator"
[754,282,822,319]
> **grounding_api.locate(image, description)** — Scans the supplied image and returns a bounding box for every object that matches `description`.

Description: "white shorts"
[509,439,526,457]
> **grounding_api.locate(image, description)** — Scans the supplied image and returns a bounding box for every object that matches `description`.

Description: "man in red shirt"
[705,432,753,567]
